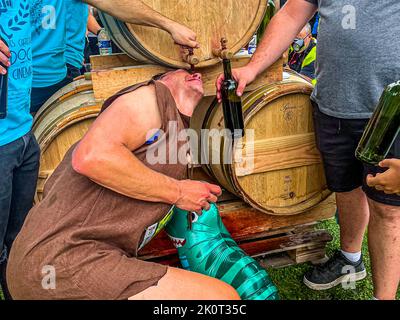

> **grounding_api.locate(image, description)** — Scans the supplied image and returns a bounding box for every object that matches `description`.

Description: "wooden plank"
[91,56,283,102]
[90,53,143,70]
[91,64,167,103]
[141,229,332,268]
[238,230,332,258]
[217,194,336,242]
[236,133,322,176]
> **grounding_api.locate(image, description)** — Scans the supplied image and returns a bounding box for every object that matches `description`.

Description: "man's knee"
[216,281,241,300]
[369,200,400,222]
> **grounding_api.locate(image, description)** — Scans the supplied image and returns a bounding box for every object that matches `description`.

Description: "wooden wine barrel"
[190,72,331,215]
[99,0,268,68]
[33,78,100,202]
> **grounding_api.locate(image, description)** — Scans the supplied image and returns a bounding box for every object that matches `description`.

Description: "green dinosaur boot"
[165,203,279,300]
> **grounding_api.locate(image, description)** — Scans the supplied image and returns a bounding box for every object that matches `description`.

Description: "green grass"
[267,218,400,300]
[1,219,398,300]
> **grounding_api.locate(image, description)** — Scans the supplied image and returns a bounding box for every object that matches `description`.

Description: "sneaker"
[303,250,367,291]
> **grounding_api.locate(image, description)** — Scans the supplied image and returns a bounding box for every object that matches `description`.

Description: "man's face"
[163,69,203,95]
[184,72,204,96]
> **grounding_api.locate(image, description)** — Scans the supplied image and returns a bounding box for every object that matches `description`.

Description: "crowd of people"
[0,0,399,301]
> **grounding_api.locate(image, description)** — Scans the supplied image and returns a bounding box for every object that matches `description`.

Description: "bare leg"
[368,199,400,300]
[337,188,369,253]
[129,267,241,300]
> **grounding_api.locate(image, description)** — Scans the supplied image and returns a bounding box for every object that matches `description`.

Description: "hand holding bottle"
[366,159,400,195]
[216,65,257,103]
[0,38,11,75]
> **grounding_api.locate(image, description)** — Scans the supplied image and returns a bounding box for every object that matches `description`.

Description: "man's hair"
[152,72,169,81]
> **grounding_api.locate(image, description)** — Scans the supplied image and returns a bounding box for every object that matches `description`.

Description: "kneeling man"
[7,70,240,300]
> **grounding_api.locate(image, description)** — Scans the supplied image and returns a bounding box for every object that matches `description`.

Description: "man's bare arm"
[72,86,221,212]
[216,0,317,100]
[87,8,102,35]
[72,86,178,204]
[247,0,317,76]
[83,0,199,48]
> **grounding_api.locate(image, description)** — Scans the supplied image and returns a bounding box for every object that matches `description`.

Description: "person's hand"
[168,22,199,49]
[0,39,11,75]
[366,159,400,195]
[216,66,257,102]
[174,180,222,213]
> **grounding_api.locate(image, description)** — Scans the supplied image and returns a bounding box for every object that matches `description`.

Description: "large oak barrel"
[33,78,100,202]
[190,71,331,215]
[99,0,268,68]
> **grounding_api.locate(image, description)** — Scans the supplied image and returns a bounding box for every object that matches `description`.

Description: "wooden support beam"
[139,194,336,260]
[90,54,283,103]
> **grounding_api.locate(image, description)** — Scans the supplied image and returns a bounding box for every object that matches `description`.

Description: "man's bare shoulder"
[114,84,158,111]
[88,84,162,150]
[106,84,161,129]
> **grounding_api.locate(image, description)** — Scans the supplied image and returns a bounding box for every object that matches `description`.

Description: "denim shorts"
[0,131,40,263]
[312,103,400,206]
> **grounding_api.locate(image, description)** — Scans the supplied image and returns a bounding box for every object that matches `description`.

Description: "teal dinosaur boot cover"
[165,203,279,300]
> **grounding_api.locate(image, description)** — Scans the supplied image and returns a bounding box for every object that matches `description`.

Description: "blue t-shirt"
[65,1,89,69]
[0,0,33,146]
[31,0,67,88]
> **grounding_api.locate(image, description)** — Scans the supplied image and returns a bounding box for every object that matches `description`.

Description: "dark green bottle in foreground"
[221,58,245,140]
[356,81,400,165]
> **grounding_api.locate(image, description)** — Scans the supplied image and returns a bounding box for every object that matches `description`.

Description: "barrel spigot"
[212,37,234,60]
[182,46,200,72]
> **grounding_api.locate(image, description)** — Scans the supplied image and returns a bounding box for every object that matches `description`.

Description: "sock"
[372,297,379,300]
[341,250,361,263]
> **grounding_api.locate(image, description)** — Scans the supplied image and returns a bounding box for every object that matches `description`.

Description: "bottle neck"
[223,59,233,80]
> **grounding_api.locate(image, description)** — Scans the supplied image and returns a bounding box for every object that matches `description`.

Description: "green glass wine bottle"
[221,58,245,140]
[256,0,275,45]
[356,81,400,165]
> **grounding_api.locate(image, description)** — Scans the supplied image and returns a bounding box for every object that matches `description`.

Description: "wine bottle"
[0,38,8,119]
[356,81,400,165]
[221,58,245,140]
[256,0,275,45]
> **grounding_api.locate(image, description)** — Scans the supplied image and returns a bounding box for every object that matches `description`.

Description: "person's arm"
[216,0,317,101]
[72,85,221,212]
[83,0,199,48]
[87,8,102,35]
[0,39,11,75]
[367,159,400,195]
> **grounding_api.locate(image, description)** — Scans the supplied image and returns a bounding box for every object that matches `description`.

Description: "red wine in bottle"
[221,58,244,140]
[0,39,8,119]
[356,81,400,165]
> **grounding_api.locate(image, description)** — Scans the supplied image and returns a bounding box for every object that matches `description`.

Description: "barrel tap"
[213,37,234,60]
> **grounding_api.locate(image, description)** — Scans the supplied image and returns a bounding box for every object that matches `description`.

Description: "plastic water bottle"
[97,28,112,56]
[247,34,257,55]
